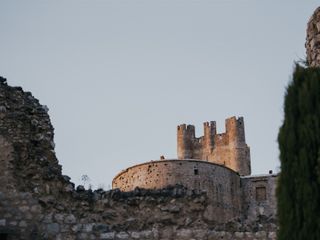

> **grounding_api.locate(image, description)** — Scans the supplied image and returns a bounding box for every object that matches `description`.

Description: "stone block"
[9,221,17,226]
[78,233,88,239]
[160,227,173,238]
[64,214,76,224]
[193,229,207,238]
[83,223,94,232]
[116,231,129,239]
[47,223,60,235]
[130,232,140,239]
[176,229,192,239]
[19,220,27,227]
[71,224,82,232]
[140,230,153,238]
[100,232,115,239]
[255,231,267,238]
[54,213,65,223]
[93,223,109,232]
[268,231,276,239]
[30,205,42,213]
[0,219,6,226]
[19,206,29,212]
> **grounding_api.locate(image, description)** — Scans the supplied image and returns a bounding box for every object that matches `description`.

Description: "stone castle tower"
[177,116,251,176]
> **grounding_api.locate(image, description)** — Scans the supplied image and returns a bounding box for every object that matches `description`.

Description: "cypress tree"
[277,64,320,240]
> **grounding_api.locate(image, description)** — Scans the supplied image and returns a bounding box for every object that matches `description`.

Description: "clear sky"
[0,1,319,189]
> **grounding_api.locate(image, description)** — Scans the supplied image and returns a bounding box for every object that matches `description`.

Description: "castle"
[0,6,319,240]
[177,117,251,176]
[0,79,278,239]
[112,117,277,223]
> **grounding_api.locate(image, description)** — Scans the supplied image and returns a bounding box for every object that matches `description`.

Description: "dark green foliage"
[277,64,320,239]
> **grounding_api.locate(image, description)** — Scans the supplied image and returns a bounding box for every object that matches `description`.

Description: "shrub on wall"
[277,64,320,240]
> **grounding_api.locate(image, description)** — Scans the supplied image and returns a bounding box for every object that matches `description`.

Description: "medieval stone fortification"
[0,77,278,240]
[112,117,277,226]
[0,6,319,240]
[177,118,251,176]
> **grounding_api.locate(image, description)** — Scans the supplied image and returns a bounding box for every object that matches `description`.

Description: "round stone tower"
[306,7,320,67]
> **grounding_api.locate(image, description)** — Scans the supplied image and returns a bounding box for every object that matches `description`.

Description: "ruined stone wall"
[0,77,277,239]
[0,77,73,197]
[177,117,251,176]
[112,159,241,223]
[306,7,320,67]
[0,187,277,240]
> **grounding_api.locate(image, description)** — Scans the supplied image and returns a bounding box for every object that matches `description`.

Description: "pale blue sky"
[1,1,319,188]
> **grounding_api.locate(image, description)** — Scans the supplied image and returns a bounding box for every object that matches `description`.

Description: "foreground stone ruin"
[0,77,277,240]
[2,5,320,239]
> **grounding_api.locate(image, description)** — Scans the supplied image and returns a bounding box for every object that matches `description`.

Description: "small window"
[194,168,199,175]
[256,186,266,201]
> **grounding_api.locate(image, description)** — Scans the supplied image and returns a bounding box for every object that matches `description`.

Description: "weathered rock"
[64,214,76,224]
[0,77,278,239]
[306,7,320,67]
[0,219,6,226]
[47,223,60,235]
[100,232,115,239]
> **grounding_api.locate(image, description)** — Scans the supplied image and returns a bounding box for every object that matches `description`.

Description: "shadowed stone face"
[306,7,320,67]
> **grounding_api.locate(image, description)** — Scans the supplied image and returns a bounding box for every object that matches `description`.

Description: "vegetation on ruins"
[81,174,91,189]
[277,64,320,240]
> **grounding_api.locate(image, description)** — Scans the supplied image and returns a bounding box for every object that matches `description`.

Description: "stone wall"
[0,187,277,240]
[0,77,72,197]
[306,7,320,67]
[0,77,277,239]
[112,159,241,223]
[177,117,251,176]
[112,159,278,225]
[0,192,42,239]
[240,174,278,223]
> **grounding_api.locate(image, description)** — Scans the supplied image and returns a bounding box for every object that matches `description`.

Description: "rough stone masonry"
[0,76,277,240]
[112,118,277,225]
[1,5,319,240]
[306,7,320,67]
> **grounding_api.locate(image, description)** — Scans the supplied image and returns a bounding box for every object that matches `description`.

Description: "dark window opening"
[256,186,267,201]
[194,168,199,175]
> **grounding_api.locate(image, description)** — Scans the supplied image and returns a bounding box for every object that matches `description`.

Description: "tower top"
[177,116,251,176]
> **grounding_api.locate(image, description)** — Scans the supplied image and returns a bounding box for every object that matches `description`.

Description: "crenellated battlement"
[177,116,251,176]
[177,124,195,136]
